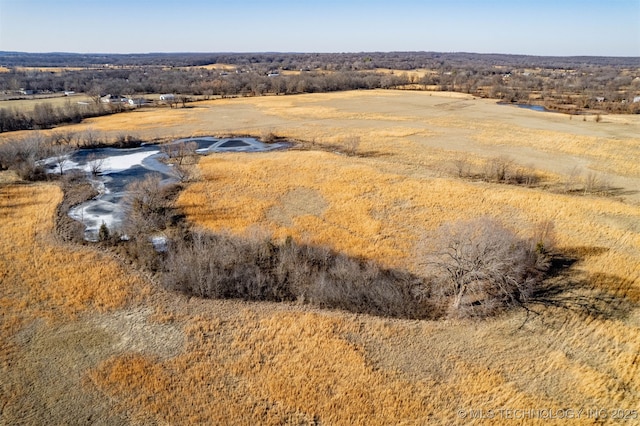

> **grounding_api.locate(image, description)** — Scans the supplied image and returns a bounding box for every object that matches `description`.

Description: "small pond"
[497,102,549,112]
[43,137,289,241]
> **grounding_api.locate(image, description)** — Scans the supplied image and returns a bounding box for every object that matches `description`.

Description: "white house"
[633,96,640,103]
[159,94,175,101]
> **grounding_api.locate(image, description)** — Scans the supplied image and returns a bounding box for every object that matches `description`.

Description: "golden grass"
[470,120,640,178]
[178,150,640,289]
[0,183,152,325]
[11,66,87,73]
[2,90,640,424]
[193,63,238,71]
[86,303,640,425]
[0,94,93,113]
[89,311,434,424]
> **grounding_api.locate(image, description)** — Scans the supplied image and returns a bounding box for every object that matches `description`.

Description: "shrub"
[0,134,49,180]
[161,229,435,319]
[342,136,360,156]
[98,222,110,241]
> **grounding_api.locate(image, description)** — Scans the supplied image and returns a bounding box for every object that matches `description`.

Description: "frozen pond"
[497,102,549,112]
[44,137,289,241]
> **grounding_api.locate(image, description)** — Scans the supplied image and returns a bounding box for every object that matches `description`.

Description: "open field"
[16,89,636,201]
[0,94,93,112]
[1,90,640,424]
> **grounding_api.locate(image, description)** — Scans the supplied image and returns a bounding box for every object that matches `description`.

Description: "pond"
[44,137,289,241]
[497,102,549,112]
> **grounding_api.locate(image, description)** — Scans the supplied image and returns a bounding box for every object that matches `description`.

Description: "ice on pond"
[50,137,290,241]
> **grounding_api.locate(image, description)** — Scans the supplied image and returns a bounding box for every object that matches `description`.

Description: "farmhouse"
[100,94,128,103]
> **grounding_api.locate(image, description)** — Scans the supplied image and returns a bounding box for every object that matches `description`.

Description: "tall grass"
[2,90,639,424]
[0,183,151,323]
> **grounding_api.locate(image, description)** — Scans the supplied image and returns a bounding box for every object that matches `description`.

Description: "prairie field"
[0,94,93,112]
[1,90,640,424]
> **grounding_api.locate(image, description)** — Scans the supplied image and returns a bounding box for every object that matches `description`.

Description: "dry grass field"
[1,90,639,424]
[0,94,93,112]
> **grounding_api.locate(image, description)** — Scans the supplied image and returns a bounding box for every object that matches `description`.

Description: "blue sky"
[1,0,638,56]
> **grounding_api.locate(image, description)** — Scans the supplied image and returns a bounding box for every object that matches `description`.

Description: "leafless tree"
[172,163,193,182]
[161,141,198,165]
[343,136,360,156]
[422,217,551,317]
[50,144,77,176]
[584,172,601,194]
[87,83,104,105]
[453,158,471,178]
[178,94,190,108]
[87,153,106,176]
[484,156,514,182]
[121,174,175,236]
[79,128,103,148]
[563,166,582,193]
[50,130,79,147]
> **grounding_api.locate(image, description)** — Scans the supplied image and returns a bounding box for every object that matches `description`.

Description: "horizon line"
[1,50,639,60]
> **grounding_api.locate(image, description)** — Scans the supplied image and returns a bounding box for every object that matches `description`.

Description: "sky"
[0,0,639,56]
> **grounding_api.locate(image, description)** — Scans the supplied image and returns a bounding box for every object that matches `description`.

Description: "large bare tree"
[422,217,551,317]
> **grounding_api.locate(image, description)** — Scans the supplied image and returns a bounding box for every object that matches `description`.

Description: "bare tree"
[453,157,471,178]
[51,130,79,147]
[87,153,106,176]
[121,174,175,237]
[422,217,551,317]
[178,94,190,108]
[484,156,514,182]
[343,136,360,156]
[563,166,582,193]
[50,144,77,176]
[172,163,192,182]
[0,134,49,179]
[79,128,103,148]
[86,83,104,105]
[161,141,198,165]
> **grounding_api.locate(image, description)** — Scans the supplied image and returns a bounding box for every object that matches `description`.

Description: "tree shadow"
[527,248,637,321]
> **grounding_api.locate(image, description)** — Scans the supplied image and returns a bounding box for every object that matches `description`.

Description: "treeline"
[0,69,407,133]
[0,67,403,97]
[0,102,125,133]
[2,51,639,69]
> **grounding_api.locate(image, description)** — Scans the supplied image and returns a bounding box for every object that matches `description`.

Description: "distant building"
[595,96,605,103]
[633,96,640,103]
[64,91,75,96]
[159,94,175,101]
[128,98,148,106]
[101,94,128,103]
